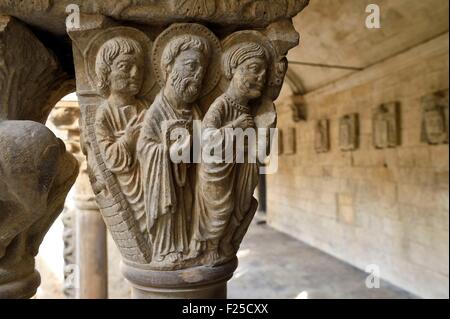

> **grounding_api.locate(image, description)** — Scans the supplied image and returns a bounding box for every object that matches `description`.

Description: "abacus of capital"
[0,0,309,299]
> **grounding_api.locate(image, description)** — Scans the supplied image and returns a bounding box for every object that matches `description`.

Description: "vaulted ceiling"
[286,0,449,94]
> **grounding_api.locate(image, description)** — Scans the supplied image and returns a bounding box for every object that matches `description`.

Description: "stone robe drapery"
[191,94,259,252]
[137,92,197,262]
[95,101,146,233]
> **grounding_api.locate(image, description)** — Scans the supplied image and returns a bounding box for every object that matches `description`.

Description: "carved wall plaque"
[373,102,400,149]
[278,128,284,155]
[339,113,359,151]
[283,127,296,155]
[315,118,330,153]
[421,90,449,145]
[1,0,309,32]
[289,98,307,122]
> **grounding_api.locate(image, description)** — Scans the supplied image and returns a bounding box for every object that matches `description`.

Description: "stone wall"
[268,34,449,298]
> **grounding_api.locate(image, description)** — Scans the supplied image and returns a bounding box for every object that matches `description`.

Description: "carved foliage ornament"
[73,21,296,270]
[0,16,78,298]
[0,0,52,14]
[0,15,71,123]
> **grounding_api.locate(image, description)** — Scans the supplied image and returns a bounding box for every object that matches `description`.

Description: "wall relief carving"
[62,4,304,297]
[373,102,400,149]
[315,118,330,153]
[421,90,449,145]
[339,113,359,151]
[290,101,307,122]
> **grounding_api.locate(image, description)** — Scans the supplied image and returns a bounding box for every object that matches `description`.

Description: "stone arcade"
[0,0,309,299]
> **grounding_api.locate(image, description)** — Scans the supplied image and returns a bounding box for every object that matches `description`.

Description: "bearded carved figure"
[73,22,290,267]
[137,27,217,267]
[68,12,302,297]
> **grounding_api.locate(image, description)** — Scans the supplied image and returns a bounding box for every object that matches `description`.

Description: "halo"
[220,30,277,89]
[152,23,222,97]
[84,26,155,98]
[221,30,278,129]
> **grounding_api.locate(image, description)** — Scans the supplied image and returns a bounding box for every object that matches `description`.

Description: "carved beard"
[170,69,202,103]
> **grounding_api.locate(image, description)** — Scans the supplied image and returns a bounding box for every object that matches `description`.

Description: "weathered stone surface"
[421,89,449,145]
[0,16,78,299]
[48,102,80,298]
[49,100,109,299]
[315,119,330,153]
[339,113,359,151]
[0,16,74,123]
[0,0,309,34]
[65,0,305,296]
[269,33,449,299]
[373,102,400,149]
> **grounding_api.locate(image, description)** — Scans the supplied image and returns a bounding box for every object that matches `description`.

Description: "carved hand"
[163,120,189,145]
[169,133,191,158]
[124,118,142,150]
[232,114,255,129]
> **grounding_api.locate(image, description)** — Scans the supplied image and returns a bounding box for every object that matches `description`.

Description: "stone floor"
[228,220,417,299]
[36,216,417,299]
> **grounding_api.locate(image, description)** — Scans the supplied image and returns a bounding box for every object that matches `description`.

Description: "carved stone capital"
[68,2,306,298]
[0,16,78,298]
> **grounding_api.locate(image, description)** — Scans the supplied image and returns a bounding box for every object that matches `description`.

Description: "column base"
[0,270,41,299]
[121,258,238,299]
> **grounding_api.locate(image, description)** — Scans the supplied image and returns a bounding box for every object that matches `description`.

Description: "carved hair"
[222,42,268,80]
[160,35,210,81]
[95,37,143,97]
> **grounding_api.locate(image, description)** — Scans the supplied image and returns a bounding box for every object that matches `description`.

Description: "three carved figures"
[72,21,295,271]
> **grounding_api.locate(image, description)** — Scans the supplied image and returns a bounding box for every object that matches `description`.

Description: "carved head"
[421,93,448,144]
[161,35,210,103]
[49,105,79,128]
[223,42,268,100]
[95,37,145,98]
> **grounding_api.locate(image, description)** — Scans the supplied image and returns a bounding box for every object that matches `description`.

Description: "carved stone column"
[67,1,308,299]
[49,101,108,299]
[73,168,108,299]
[61,204,77,298]
[0,16,78,299]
